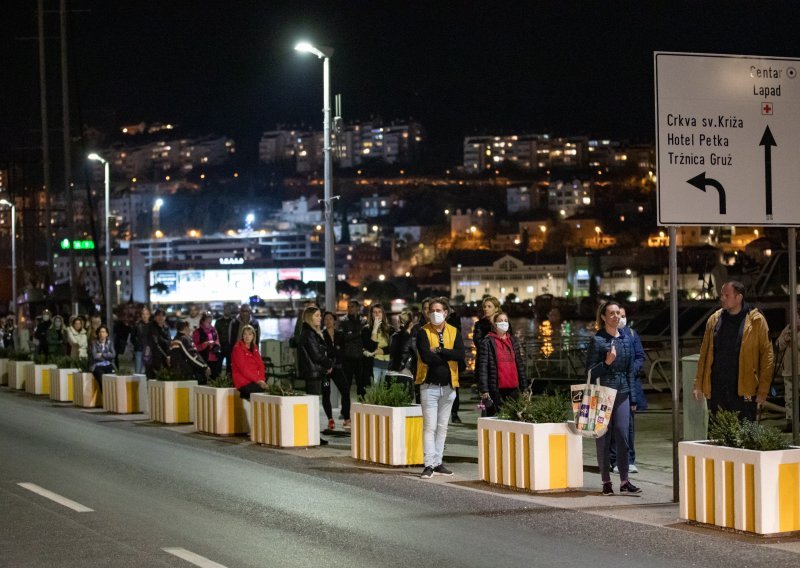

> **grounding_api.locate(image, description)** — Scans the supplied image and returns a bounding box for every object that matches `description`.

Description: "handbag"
[568,368,617,438]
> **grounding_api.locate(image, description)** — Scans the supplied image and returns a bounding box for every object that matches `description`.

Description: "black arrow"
[687,172,726,214]
[760,125,776,218]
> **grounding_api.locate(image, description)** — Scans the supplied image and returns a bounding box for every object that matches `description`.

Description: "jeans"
[372,363,389,384]
[596,393,631,482]
[420,383,456,468]
[609,410,636,466]
[134,351,144,375]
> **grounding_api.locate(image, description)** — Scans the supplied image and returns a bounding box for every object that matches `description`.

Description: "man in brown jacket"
[693,281,774,422]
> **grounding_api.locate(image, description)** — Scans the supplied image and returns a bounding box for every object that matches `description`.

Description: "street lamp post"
[0,199,16,347]
[88,153,113,331]
[295,41,335,313]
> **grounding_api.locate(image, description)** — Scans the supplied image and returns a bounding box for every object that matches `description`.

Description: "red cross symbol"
[762,102,773,115]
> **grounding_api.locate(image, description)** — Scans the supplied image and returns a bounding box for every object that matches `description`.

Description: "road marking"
[17,482,94,512]
[162,548,228,568]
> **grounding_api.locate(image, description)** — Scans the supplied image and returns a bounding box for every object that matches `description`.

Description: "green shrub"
[361,381,413,407]
[0,347,9,358]
[208,373,234,388]
[266,379,302,396]
[496,390,571,424]
[708,410,789,451]
[51,355,83,369]
[739,420,790,451]
[7,350,31,361]
[708,410,742,448]
[32,353,49,365]
[155,366,187,382]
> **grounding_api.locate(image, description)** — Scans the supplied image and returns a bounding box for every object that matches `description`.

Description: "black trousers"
[238,382,264,400]
[92,365,115,392]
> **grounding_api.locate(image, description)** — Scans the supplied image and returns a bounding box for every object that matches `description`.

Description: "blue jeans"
[372,363,389,384]
[420,383,456,468]
[596,393,631,483]
[134,351,145,375]
[609,411,636,466]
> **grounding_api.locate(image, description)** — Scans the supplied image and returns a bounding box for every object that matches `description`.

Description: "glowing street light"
[88,153,113,331]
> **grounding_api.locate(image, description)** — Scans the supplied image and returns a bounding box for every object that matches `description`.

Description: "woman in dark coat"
[323,311,351,430]
[298,306,333,396]
[477,312,527,413]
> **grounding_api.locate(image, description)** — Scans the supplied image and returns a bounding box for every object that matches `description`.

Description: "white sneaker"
[610,465,618,474]
[629,464,639,474]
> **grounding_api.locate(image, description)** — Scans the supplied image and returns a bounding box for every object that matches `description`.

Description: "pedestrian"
[193,312,222,379]
[87,313,103,346]
[170,320,210,384]
[323,311,351,430]
[145,308,171,379]
[693,281,774,422]
[777,308,800,432]
[339,300,365,397]
[185,303,202,333]
[362,303,392,385]
[131,306,151,374]
[477,312,528,412]
[89,325,116,391]
[609,305,646,474]
[388,308,416,378]
[409,298,431,404]
[297,306,332,445]
[33,309,52,356]
[2,316,15,350]
[416,297,465,479]
[113,308,132,369]
[66,315,88,359]
[231,324,268,399]
[291,300,317,348]
[586,300,641,496]
[214,303,235,370]
[46,315,67,358]
[472,296,503,417]
[227,304,260,374]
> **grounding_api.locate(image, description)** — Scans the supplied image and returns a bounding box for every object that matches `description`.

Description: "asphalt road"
[1,389,797,568]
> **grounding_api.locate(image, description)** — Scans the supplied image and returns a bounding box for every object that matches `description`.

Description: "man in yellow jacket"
[416,297,465,479]
[693,281,774,422]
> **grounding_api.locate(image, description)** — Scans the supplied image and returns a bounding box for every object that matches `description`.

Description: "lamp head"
[294,41,333,59]
[0,199,11,207]
[87,153,106,164]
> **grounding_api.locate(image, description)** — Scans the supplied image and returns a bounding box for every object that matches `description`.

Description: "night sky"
[3,1,800,165]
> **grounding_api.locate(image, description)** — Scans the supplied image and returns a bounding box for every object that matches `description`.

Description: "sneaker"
[433,464,454,476]
[610,465,618,474]
[620,481,642,494]
[629,464,639,474]
[343,419,351,429]
[451,414,462,424]
[320,438,329,446]
[328,419,336,431]
[420,466,434,479]
[602,482,614,496]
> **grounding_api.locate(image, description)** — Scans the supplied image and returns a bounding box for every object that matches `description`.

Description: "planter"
[49,368,79,402]
[0,358,8,386]
[147,380,197,424]
[679,440,800,535]
[25,364,58,396]
[102,374,145,414]
[194,386,249,435]
[250,393,320,447]
[72,372,101,408]
[9,361,33,390]
[351,403,423,466]
[478,418,583,492]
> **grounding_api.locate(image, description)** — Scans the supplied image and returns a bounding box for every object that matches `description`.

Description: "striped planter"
[49,368,79,402]
[350,403,423,467]
[9,361,33,390]
[478,419,583,492]
[194,386,249,435]
[147,380,197,424]
[0,358,8,385]
[72,372,101,408]
[250,394,320,447]
[680,441,800,535]
[102,374,145,414]
[25,364,58,396]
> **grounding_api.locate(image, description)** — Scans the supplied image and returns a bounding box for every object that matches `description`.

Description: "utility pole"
[60,0,76,313]
[38,0,53,282]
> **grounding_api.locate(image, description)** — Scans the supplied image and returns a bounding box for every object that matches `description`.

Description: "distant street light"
[295,40,335,313]
[153,198,164,232]
[88,153,113,331]
[245,212,255,232]
[0,198,17,347]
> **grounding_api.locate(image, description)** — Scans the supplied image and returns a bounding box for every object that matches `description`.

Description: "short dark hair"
[348,300,360,307]
[725,280,746,299]
[176,320,189,332]
[429,297,450,312]
[95,325,109,338]
[153,308,166,317]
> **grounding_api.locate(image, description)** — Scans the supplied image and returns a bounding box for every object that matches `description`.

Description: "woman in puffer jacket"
[477,312,527,414]
[298,306,333,396]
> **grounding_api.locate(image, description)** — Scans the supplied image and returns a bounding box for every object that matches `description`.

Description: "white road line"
[17,482,94,513]
[162,548,229,568]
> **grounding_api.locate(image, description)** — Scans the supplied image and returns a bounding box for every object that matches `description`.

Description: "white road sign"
[655,52,800,226]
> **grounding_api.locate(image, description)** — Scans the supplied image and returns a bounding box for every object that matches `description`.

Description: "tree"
[276,279,307,310]
[504,293,518,306]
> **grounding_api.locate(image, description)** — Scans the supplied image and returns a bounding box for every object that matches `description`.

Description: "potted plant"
[478,391,583,492]
[48,356,82,402]
[680,410,799,535]
[7,350,33,390]
[194,373,249,436]
[146,366,197,424]
[250,380,320,447]
[71,358,102,408]
[25,353,58,396]
[351,382,423,467]
[102,370,147,415]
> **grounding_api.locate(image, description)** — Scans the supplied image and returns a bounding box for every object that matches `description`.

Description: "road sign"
[655,52,800,226]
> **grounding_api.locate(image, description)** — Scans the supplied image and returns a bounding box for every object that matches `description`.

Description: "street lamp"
[0,199,16,347]
[88,153,113,332]
[295,40,335,313]
[153,198,164,233]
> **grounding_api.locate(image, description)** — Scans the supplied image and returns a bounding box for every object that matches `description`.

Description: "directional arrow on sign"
[687,172,727,215]
[760,125,776,219]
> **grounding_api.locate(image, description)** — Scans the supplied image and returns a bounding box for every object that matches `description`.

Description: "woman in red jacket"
[231,325,267,399]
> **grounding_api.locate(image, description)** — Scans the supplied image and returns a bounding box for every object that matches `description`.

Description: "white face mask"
[430,311,446,325]
[495,321,510,333]
[619,317,627,328]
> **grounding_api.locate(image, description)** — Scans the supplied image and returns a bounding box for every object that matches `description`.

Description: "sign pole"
[669,226,681,502]
[790,228,798,445]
